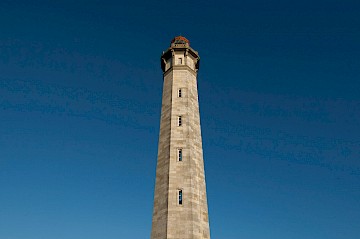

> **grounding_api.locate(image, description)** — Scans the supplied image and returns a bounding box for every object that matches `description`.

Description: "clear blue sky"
[1,1,359,238]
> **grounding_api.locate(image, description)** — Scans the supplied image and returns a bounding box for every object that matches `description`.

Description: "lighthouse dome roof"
[171,36,190,45]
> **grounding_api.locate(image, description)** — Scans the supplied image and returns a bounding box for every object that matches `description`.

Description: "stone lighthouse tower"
[151,36,210,239]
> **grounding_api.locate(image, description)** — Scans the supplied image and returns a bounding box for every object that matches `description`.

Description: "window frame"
[178,189,183,205]
[177,116,182,126]
[177,148,183,162]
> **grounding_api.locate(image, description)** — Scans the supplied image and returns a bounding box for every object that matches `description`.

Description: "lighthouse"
[151,36,210,239]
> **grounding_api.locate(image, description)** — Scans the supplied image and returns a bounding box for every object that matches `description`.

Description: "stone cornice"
[162,46,199,59]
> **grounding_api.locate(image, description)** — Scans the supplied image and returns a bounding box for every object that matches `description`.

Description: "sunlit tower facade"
[151,36,210,239]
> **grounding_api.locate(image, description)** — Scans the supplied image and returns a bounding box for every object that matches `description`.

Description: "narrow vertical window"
[178,58,182,65]
[178,116,182,126]
[178,88,182,98]
[178,149,182,161]
[178,190,183,205]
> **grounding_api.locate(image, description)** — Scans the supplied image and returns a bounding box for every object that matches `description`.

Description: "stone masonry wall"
[151,50,210,239]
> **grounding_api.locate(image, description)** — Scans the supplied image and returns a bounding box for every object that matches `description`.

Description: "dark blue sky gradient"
[1,1,359,238]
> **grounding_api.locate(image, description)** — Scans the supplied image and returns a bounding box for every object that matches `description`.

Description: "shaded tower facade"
[151,36,210,239]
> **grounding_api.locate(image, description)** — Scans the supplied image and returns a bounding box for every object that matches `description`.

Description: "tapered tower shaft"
[151,36,210,239]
